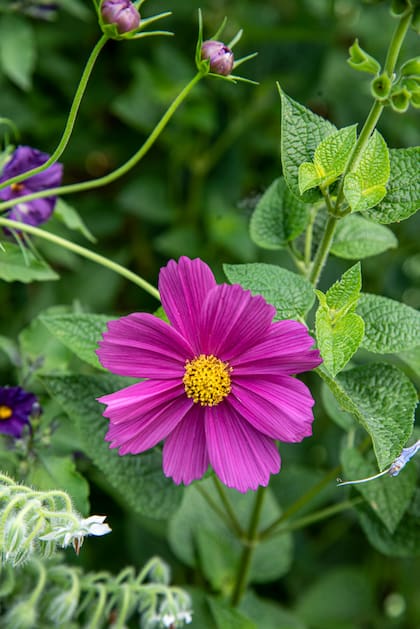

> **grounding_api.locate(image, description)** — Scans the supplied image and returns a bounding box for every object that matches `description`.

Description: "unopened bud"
[371,72,392,100]
[101,0,140,34]
[201,40,234,76]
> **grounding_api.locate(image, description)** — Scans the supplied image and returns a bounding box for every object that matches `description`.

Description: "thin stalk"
[195,485,234,533]
[0,72,204,213]
[212,477,244,537]
[0,35,109,191]
[230,486,266,607]
[308,215,338,286]
[269,498,362,537]
[0,218,160,300]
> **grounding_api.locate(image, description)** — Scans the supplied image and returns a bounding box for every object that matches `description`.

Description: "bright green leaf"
[40,313,113,370]
[223,263,315,320]
[315,308,364,376]
[19,315,73,374]
[323,262,362,312]
[249,177,308,249]
[279,88,336,202]
[364,147,420,224]
[298,162,321,194]
[343,131,390,212]
[331,214,397,259]
[0,240,58,283]
[0,15,36,90]
[41,374,183,519]
[341,447,417,534]
[53,198,96,243]
[309,124,358,190]
[357,293,420,353]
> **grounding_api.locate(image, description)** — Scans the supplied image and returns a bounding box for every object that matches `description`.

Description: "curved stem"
[0,218,160,300]
[230,486,266,607]
[0,72,204,213]
[0,35,109,191]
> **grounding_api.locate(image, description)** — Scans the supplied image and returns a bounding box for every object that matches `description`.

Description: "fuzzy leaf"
[331,214,397,259]
[279,88,336,202]
[357,293,420,353]
[0,240,58,283]
[40,313,113,370]
[364,147,420,224]
[223,262,315,320]
[341,447,417,534]
[343,131,390,212]
[41,374,183,519]
[53,199,96,243]
[249,177,308,249]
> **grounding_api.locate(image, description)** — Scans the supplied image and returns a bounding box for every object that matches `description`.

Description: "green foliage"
[0,14,35,90]
[223,263,315,320]
[343,131,390,212]
[249,177,308,249]
[315,264,364,376]
[53,199,96,243]
[331,214,397,259]
[42,373,183,520]
[0,240,58,283]
[347,39,381,75]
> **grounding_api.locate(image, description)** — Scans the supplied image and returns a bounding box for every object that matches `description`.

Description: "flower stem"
[0,35,109,191]
[308,214,338,286]
[0,72,204,213]
[0,218,160,300]
[212,477,244,537]
[230,486,266,607]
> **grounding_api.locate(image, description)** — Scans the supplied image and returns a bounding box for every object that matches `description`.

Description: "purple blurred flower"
[0,386,38,438]
[201,40,234,76]
[101,0,140,34]
[97,257,322,493]
[0,146,63,227]
[11,1,58,21]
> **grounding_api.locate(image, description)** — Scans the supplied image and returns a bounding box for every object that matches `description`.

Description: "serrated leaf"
[298,162,321,195]
[53,198,96,243]
[279,88,336,202]
[329,363,417,469]
[40,313,113,370]
[249,177,308,249]
[357,293,420,353]
[0,15,36,90]
[331,214,397,259]
[324,262,361,311]
[0,240,58,283]
[341,447,417,534]
[343,131,390,212]
[312,124,357,189]
[223,263,315,320]
[41,374,183,519]
[364,147,420,224]
[315,309,364,376]
[168,480,293,586]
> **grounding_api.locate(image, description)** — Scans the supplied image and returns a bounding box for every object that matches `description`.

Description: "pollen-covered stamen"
[0,406,12,420]
[10,183,24,193]
[183,354,232,407]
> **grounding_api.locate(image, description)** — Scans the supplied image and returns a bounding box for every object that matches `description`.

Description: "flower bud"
[370,72,392,100]
[101,0,140,34]
[201,40,234,76]
[390,86,411,112]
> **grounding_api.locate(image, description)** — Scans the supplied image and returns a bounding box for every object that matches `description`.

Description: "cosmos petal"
[230,375,315,441]
[199,283,276,359]
[97,313,193,379]
[163,405,209,485]
[205,404,280,493]
[158,257,216,352]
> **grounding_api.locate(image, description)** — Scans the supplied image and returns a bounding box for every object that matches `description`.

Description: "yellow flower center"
[183,354,232,407]
[0,405,12,420]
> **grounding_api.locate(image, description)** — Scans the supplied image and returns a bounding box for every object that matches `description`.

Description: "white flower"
[40,514,111,554]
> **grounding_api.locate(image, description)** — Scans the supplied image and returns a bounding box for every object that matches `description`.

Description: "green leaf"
[364,147,420,224]
[27,452,90,516]
[315,264,364,376]
[0,240,59,283]
[40,313,113,370]
[53,198,96,243]
[343,131,390,212]
[41,374,183,520]
[249,177,308,249]
[207,597,256,629]
[331,215,397,259]
[341,447,417,534]
[0,15,36,90]
[321,383,355,431]
[239,592,306,629]
[168,480,293,587]
[223,263,315,320]
[357,293,420,353]
[19,314,74,374]
[298,125,357,193]
[279,88,336,202]
[330,363,417,469]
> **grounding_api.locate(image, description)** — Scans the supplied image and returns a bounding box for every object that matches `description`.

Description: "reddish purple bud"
[201,40,234,76]
[101,0,140,34]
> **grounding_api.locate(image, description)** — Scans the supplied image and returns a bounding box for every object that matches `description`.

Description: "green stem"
[0,218,160,300]
[195,485,235,533]
[0,35,108,191]
[384,9,413,76]
[0,72,204,213]
[269,498,362,537]
[308,215,338,286]
[230,486,266,607]
[212,477,244,537]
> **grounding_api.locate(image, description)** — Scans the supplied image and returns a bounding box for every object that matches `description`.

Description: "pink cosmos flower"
[97,257,322,493]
